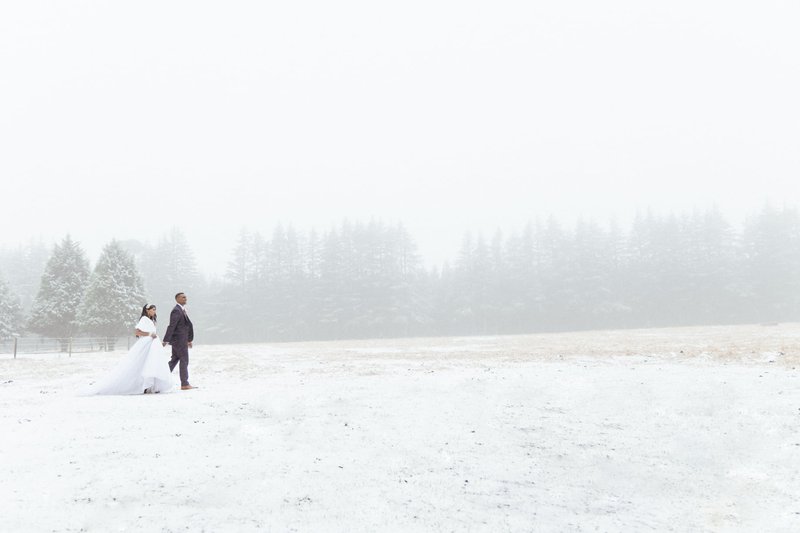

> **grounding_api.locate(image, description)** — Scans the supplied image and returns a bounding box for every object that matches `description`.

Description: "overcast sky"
[1,1,798,275]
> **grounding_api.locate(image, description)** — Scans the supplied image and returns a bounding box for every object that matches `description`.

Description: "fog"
[2,1,798,268]
[1,2,799,341]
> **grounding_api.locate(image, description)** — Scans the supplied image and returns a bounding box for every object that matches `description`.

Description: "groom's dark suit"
[163,304,194,386]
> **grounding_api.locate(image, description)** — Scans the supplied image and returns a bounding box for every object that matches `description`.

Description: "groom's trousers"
[168,340,190,386]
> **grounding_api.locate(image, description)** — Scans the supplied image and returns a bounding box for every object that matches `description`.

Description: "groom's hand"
[188,341,193,349]
[162,342,167,347]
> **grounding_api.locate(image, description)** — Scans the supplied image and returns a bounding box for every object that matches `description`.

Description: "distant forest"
[1,205,799,344]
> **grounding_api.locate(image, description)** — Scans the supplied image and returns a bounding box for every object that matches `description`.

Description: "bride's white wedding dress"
[83,316,175,395]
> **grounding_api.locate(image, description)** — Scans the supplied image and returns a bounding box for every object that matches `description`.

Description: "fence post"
[13,337,17,359]
[68,337,72,358]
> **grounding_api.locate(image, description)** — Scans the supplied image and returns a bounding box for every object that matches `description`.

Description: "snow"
[1,324,799,532]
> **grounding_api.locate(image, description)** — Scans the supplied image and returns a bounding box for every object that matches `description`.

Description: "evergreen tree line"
[0,230,204,349]
[210,206,800,341]
[0,237,143,349]
[1,205,799,345]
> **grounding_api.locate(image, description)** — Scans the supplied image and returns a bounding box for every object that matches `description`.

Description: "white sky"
[1,1,798,275]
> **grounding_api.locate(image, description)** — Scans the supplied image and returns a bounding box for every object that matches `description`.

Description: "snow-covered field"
[1,324,799,532]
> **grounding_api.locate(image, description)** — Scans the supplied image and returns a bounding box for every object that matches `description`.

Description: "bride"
[84,304,174,395]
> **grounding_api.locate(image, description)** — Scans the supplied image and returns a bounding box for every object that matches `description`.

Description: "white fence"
[0,337,133,358]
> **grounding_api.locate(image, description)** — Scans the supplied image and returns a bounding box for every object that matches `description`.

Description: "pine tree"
[741,204,800,322]
[80,241,145,350]
[683,208,739,324]
[567,218,611,329]
[226,228,255,291]
[27,236,91,349]
[536,217,569,330]
[0,239,49,313]
[0,274,23,338]
[140,228,203,317]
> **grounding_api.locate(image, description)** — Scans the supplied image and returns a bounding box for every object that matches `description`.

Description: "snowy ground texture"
[1,324,799,533]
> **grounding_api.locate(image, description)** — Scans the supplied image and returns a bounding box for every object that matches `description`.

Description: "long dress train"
[83,316,174,395]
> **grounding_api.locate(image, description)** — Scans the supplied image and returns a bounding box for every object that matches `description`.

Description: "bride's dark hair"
[140,304,157,324]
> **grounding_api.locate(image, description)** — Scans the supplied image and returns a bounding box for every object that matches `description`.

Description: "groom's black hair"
[141,304,157,324]
[175,292,185,300]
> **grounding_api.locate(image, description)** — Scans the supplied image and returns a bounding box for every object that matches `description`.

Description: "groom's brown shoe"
[181,385,195,390]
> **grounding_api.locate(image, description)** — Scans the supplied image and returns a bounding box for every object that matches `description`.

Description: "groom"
[163,292,195,390]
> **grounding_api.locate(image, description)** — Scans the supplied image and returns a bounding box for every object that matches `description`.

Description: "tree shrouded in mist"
[140,228,201,304]
[80,241,145,349]
[0,240,49,314]
[27,236,91,348]
[741,205,800,323]
[0,274,23,338]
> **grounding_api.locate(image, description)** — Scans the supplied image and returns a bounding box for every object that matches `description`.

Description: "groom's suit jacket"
[163,304,194,344]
